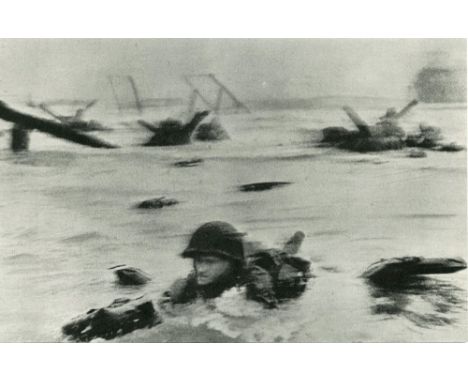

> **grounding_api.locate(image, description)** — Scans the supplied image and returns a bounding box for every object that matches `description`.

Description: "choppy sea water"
[0,99,466,342]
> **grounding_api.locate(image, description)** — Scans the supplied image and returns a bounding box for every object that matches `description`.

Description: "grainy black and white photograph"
[0,37,466,343]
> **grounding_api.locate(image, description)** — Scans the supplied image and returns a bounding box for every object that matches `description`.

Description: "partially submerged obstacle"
[37,100,107,130]
[406,124,464,152]
[361,256,467,285]
[0,100,119,150]
[137,74,247,145]
[139,113,229,145]
[141,110,210,146]
[321,101,417,152]
[10,124,30,152]
[321,100,464,153]
[193,118,230,141]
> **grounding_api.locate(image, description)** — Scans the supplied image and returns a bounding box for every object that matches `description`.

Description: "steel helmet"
[181,221,245,264]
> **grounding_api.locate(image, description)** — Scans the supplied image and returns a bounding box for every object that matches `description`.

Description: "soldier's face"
[194,255,234,286]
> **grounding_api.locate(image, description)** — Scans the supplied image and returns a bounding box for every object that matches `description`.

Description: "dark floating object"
[62,296,162,342]
[173,158,204,167]
[112,265,152,286]
[0,100,118,149]
[362,256,467,284]
[193,119,230,141]
[141,110,210,146]
[136,197,179,209]
[239,181,292,192]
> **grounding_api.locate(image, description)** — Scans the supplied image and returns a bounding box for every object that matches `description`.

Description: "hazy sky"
[0,39,465,104]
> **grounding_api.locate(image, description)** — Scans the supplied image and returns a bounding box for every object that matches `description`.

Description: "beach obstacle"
[318,100,451,152]
[141,110,209,146]
[0,100,119,150]
[108,75,183,113]
[10,124,30,152]
[184,74,250,116]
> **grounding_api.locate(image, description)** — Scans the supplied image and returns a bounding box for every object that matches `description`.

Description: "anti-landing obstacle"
[0,100,119,150]
[184,74,251,117]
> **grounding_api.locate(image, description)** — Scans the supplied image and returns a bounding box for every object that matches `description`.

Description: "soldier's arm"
[158,273,198,309]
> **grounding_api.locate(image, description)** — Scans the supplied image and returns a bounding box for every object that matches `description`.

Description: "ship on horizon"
[411,51,466,104]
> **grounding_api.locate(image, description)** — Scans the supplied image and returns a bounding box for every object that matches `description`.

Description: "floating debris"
[111,265,152,286]
[136,197,179,209]
[62,297,162,342]
[361,256,467,285]
[173,158,204,167]
[239,182,292,192]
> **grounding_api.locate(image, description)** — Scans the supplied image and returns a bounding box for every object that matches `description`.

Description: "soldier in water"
[159,221,311,310]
